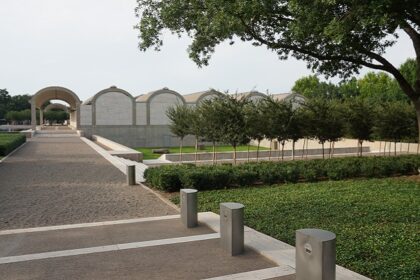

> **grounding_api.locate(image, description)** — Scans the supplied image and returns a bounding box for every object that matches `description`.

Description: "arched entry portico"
[31,86,81,130]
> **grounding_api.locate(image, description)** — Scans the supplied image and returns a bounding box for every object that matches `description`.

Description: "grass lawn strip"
[171,177,419,280]
[136,145,268,160]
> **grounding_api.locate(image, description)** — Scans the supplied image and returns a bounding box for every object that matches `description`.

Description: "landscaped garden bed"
[0,132,26,157]
[144,155,420,192]
[170,177,419,280]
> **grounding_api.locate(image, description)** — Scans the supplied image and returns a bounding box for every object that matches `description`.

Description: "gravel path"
[0,136,176,230]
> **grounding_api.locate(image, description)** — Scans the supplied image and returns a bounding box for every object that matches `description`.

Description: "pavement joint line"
[0,233,220,264]
[202,265,295,280]
[0,215,180,236]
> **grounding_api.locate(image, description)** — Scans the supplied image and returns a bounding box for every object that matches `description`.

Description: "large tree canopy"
[135,0,419,100]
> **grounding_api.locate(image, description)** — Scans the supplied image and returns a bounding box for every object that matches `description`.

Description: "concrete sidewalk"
[0,215,294,280]
[0,136,176,230]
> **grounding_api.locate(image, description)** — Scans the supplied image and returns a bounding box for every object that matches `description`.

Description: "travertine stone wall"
[80,105,92,125]
[136,103,147,125]
[96,91,133,125]
[149,93,183,125]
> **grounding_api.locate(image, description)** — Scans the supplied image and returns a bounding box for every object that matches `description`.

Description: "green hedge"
[144,155,420,192]
[0,133,26,156]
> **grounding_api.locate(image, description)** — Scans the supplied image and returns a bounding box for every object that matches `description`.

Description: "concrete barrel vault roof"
[236,91,267,100]
[183,89,223,104]
[31,86,81,109]
[83,86,135,105]
[135,87,185,104]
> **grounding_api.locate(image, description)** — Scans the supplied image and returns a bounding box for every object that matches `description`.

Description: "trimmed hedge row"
[0,133,26,156]
[144,155,420,192]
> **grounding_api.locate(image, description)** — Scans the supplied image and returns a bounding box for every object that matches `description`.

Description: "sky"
[0,0,415,101]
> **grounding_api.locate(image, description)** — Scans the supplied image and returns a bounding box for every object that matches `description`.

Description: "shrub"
[144,155,420,192]
[0,133,26,156]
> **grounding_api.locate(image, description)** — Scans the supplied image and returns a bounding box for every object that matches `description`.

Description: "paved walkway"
[0,135,176,230]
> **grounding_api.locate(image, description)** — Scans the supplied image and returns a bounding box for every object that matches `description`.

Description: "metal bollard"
[126,165,136,185]
[180,189,198,228]
[220,202,244,256]
[296,228,336,280]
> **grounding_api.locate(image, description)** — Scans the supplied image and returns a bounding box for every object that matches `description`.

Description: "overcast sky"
[0,0,415,101]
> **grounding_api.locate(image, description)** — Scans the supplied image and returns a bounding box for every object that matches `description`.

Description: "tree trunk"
[247,144,250,162]
[408,142,410,154]
[233,145,237,165]
[383,141,387,156]
[179,138,183,163]
[292,140,295,160]
[212,141,216,165]
[394,141,397,156]
[331,142,335,158]
[389,141,392,156]
[269,140,272,161]
[306,138,309,159]
[400,141,402,154]
[322,142,325,159]
[360,140,363,157]
[379,141,382,155]
[301,138,306,159]
[257,141,260,162]
[329,142,332,159]
[281,142,285,161]
[194,137,198,164]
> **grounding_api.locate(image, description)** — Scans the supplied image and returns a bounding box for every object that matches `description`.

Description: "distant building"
[30,86,305,147]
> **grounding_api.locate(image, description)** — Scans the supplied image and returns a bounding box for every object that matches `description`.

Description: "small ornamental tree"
[216,94,250,164]
[303,98,344,159]
[375,102,417,156]
[199,99,223,164]
[166,104,192,162]
[344,98,376,156]
[188,106,206,163]
[244,100,266,161]
[287,106,305,160]
[260,97,280,160]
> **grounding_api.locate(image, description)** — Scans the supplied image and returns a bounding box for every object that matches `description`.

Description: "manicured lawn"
[171,178,419,280]
[136,145,268,160]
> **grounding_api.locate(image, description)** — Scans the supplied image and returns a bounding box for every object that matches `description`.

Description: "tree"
[199,99,223,164]
[166,104,192,162]
[344,98,376,156]
[358,72,407,102]
[243,100,266,161]
[135,0,420,139]
[215,94,250,164]
[302,98,344,158]
[292,75,339,99]
[0,89,11,119]
[188,106,205,164]
[375,102,416,155]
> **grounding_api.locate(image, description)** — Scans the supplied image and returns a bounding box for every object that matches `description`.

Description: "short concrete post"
[180,189,198,228]
[220,203,244,256]
[296,229,336,280]
[126,165,136,185]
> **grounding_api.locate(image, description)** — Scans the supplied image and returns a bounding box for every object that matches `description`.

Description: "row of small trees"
[5,109,69,125]
[167,94,418,164]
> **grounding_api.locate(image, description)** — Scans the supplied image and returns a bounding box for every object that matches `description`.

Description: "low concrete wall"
[92,135,143,162]
[80,125,195,148]
[20,129,35,139]
[164,146,370,162]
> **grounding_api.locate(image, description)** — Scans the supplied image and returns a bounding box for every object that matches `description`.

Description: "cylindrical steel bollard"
[220,202,244,256]
[296,228,336,280]
[126,165,136,185]
[180,189,198,228]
